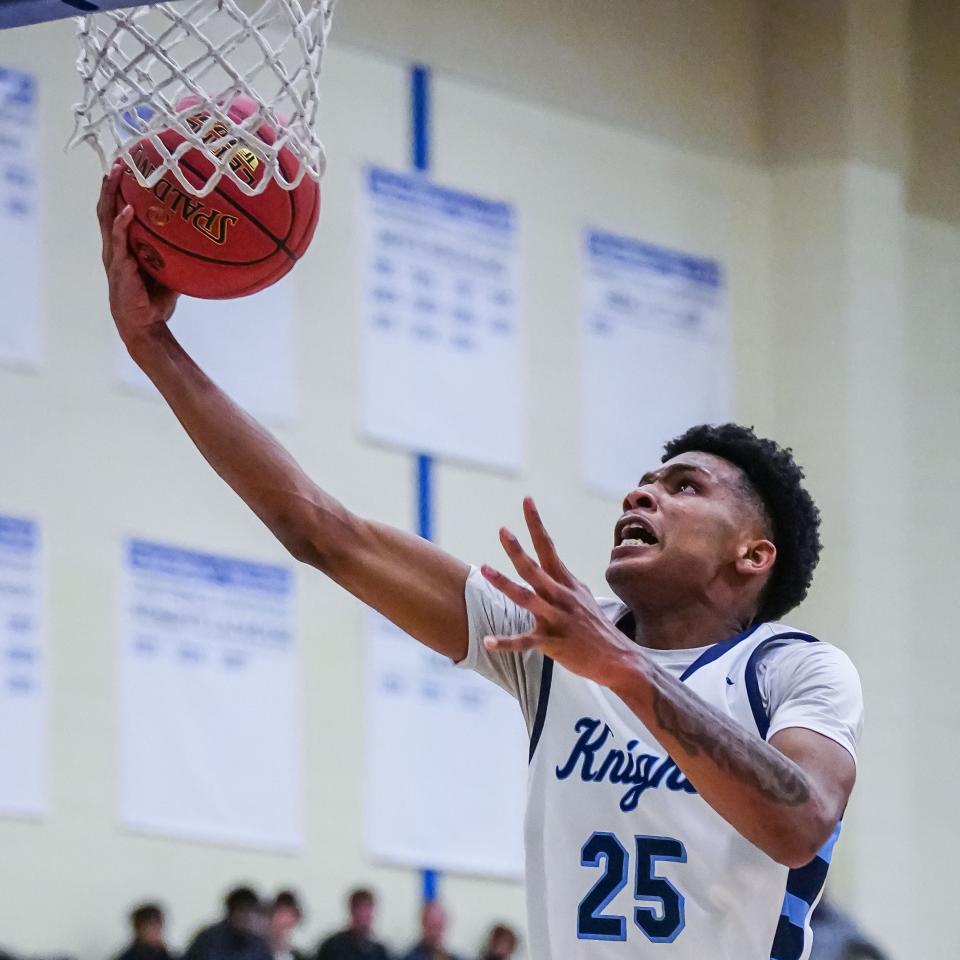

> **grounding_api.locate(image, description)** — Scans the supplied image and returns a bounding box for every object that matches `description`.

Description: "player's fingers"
[480,564,554,620]
[98,174,118,267]
[110,204,135,265]
[523,497,574,584]
[144,272,177,303]
[96,166,117,213]
[111,162,127,219]
[97,177,113,269]
[109,256,143,308]
[499,527,569,606]
[498,527,547,589]
[482,632,542,655]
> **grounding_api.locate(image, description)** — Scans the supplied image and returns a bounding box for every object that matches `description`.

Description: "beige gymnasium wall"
[905,0,960,952]
[763,5,957,957]
[0,1,956,958]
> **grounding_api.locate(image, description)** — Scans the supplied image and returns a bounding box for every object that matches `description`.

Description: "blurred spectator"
[477,925,517,960]
[316,888,390,960]
[269,891,305,960]
[114,903,174,960]
[183,887,272,960]
[401,902,461,960]
[811,895,888,960]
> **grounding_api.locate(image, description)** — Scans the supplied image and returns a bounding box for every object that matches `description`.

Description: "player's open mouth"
[614,516,660,548]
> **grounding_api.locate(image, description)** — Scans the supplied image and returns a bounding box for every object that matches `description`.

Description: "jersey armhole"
[744,631,820,739]
[528,656,554,763]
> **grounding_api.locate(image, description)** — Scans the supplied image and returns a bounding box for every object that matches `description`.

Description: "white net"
[71,0,337,198]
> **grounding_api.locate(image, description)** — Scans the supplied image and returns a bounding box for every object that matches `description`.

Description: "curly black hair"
[662,423,822,623]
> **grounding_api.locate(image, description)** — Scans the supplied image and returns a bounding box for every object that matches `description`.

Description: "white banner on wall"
[581,229,731,496]
[0,68,42,369]
[359,166,523,471]
[115,277,297,425]
[364,611,527,878]
[0,515,47,818]
[119,538,301,850]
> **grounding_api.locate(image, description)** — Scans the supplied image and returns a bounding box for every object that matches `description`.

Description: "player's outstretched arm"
[482,499,855,869]
[97,169,470,660]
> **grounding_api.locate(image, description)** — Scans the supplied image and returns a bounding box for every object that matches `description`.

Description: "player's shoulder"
[757,621,862,686]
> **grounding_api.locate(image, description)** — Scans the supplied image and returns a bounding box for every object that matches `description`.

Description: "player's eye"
[677,480,698,494]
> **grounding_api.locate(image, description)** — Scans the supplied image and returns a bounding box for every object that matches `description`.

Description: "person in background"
[401,903,461,960]
[810,895,889,960]
[113,903,174,960]
[183,887,272,960]
[269,892,305,960]
[477,925,517,960]
[316,888,390,960]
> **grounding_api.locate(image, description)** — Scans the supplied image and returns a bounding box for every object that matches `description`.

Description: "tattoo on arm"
[649,671,811,806]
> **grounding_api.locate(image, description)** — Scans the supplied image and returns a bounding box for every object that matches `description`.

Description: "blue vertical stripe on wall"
[411,64,431,173]
[416,453,434,543]
[410,61,439,906]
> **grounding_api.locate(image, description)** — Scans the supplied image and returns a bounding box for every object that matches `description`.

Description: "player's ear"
[736,538,776,578]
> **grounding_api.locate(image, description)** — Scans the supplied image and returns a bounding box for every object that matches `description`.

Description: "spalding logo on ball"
[119,96,320,299]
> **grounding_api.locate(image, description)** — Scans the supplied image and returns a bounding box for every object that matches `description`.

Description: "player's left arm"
[610,672,855,869]
[482,498,856,870]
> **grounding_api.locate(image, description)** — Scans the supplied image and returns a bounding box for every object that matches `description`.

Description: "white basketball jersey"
[522,621,840,960]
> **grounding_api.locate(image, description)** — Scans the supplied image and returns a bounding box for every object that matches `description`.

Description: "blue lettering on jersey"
[555,717,697,811]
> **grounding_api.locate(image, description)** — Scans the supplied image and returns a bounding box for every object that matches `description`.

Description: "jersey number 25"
[578,832,687,943]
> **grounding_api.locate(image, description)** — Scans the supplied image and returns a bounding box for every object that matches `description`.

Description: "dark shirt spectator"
[316,889,391,960]
[401,949,460,960]
[116,946,172,960]
[401,903,461,960]
[811,895,888,960]
[114,903,175,960]
[316,932,389,960]
[184,887,272,960]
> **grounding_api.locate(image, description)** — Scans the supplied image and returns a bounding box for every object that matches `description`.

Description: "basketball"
[118,96,320,299]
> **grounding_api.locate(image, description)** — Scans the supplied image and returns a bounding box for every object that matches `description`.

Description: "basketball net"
[70,0,337,198]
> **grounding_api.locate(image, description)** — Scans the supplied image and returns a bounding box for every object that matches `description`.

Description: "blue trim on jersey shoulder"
[528,656,554,763]
[750,630,833,960]
[743,631,820,738]
[815,820,841,865]
[785,853,830,905]
[678,623,762,682]
[770,823,841,959]
[781,892,809,927]
[770,913,805,960]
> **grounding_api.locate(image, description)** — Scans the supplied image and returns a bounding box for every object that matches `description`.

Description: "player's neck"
[628,603,747,651]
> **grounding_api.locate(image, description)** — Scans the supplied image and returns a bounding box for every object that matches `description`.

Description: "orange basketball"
[118,97,320,299]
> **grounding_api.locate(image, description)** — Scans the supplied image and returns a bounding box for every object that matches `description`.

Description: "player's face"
[605,451,765,612]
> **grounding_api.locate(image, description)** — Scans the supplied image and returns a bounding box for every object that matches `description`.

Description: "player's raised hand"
[97,164,179,346]
[481,497,638,685]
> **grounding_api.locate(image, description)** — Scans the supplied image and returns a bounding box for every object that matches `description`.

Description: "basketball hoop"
[70,0,337,198]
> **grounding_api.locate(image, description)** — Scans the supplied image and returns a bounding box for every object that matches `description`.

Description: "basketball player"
[97,169,862,960]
